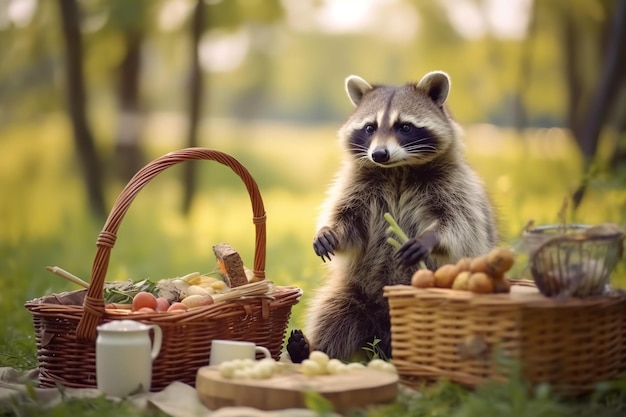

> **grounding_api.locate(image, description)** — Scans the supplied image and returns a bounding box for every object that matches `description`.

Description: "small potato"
[211,281,227,292]
[456,257,472,272]
[199,276,218,286]
[411,269,435,288]
[167,302,189,312]
[434,264,460,288]
[469,256,490,274]
[492,277,512,293]
[184,274,203,286]
[452,271,471,291]
[186,285,211,297]
[487,247,515,275]
[132,291,158,311]
[468,272,494,294]
[181,294,214,309]
[134,307,156,314]
[155,297,170,312]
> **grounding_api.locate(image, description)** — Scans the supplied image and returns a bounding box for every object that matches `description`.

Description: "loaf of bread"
[213,243,249,287]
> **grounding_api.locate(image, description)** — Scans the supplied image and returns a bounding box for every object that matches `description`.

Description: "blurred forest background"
[1,0,625,336]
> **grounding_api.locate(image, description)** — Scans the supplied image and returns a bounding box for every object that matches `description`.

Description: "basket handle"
[76,148,266,341]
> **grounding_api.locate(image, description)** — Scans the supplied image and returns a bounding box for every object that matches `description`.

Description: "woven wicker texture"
[25,148,302,390]
[384,283,626,395]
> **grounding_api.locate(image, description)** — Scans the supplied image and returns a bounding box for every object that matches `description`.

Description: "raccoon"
[301,71,498,361]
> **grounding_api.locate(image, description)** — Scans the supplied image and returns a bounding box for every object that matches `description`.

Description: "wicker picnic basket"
[384,281,626,395]
[25,148,303,391]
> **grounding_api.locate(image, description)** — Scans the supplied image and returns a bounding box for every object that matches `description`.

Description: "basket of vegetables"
[25,148,303,391]
[383,217,626,395]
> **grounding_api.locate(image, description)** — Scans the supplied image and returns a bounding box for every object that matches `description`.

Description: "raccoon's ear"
[345,75,373,107]
[417,71,450,107]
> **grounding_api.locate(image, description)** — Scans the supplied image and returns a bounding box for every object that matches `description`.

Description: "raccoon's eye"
[363,124,377,135]
[398,123,414,134]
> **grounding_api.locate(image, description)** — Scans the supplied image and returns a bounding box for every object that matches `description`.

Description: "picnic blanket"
[0,366,339,417]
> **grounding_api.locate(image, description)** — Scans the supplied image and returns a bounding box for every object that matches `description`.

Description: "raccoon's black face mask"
[340,72,458,168]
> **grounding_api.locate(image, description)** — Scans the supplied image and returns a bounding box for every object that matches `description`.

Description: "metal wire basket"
[523,224,624,297]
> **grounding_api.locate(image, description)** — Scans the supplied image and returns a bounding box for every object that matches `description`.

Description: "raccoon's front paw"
[396,238,429,267]
[313,226,338,262]
[286,329,310,364]
[395,231,439,268]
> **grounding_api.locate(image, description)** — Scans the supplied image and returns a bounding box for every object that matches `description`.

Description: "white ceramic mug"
[209,340,272,365]
[96,320,162,397]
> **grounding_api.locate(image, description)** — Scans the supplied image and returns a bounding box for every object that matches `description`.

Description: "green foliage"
[347,372,626,417]
[0,329,37,371]
[346,379,468,417]
[303,391,336,416]
[399,379,469,417]
[103,279,157,304]
[207,0,284,28]
[361,338,389,362]
[3,394,170,417]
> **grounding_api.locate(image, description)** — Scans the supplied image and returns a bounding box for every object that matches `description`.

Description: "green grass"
[1,114,626,416]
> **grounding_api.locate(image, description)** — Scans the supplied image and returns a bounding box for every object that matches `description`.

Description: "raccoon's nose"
[371,147,390,163]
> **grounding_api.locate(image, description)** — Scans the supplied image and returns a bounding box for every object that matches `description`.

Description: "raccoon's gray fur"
[306,71,498,360]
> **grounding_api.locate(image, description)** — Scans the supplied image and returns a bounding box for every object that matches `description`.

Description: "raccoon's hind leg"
[307,289,392,360]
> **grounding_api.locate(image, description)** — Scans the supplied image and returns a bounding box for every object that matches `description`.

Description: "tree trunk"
[577,0,626,162]
[57,0,106,219]
[114,29,145,182]
[182,0,205,214]
[561,4,584,140]
[609,90,626,171]
[513,0,537,133]
[570,0,626,209]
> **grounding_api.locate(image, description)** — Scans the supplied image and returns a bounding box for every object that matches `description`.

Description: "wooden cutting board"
[196,365,399,412]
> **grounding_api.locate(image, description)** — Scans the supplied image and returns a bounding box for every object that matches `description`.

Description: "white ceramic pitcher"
[96,320,162,397]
